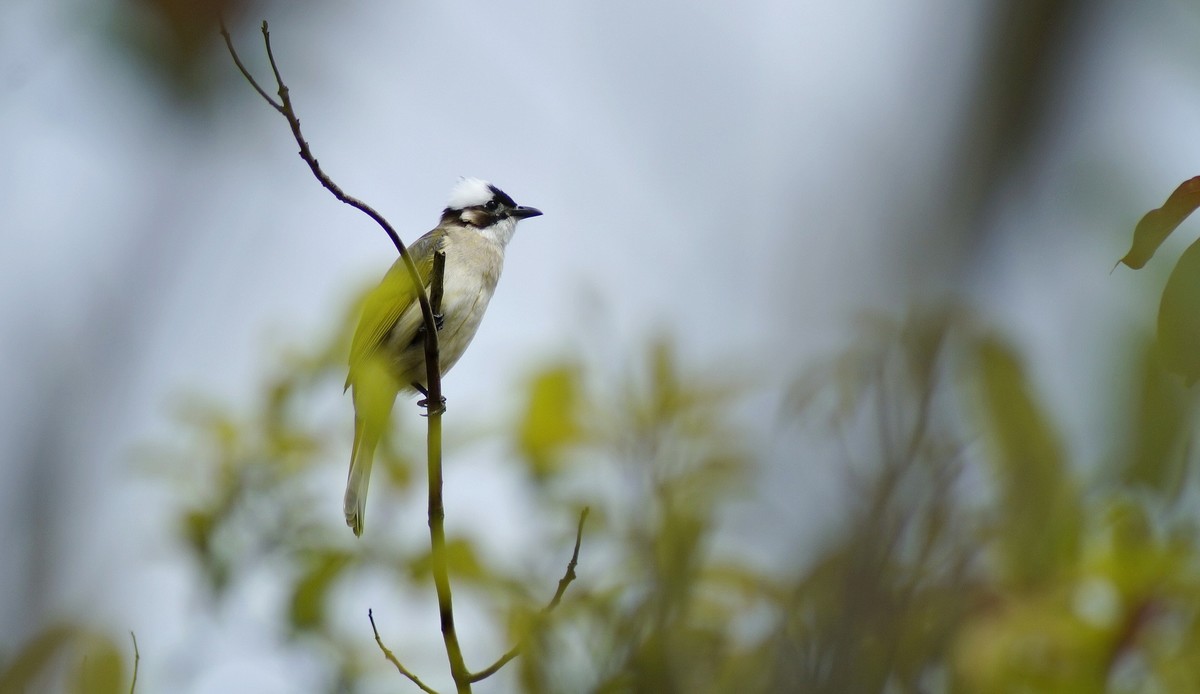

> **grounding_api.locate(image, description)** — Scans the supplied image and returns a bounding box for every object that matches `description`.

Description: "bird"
[343,177,542,536]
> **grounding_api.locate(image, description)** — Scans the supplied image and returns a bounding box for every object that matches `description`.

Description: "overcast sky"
[3,0,1200,690]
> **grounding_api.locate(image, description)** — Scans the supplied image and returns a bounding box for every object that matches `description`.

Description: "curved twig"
[218,18,444,411]
[370,610,440,694]
[128,631,139,694]
[469,507,590,683]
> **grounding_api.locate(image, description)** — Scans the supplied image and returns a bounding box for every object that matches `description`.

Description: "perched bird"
[343,178,542,536]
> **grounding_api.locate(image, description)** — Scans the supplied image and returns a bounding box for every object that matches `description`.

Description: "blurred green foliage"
[7,303,1200,692]
[975,336,1081,589]
[0,625,131,694]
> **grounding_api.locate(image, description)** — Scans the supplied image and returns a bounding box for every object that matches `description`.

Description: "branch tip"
[469,507,591,683]
[369,610,439,694]
[128,631,140,694]
[218,16,283,112]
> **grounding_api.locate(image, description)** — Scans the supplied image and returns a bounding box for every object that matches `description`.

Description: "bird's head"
[440,178,542,246]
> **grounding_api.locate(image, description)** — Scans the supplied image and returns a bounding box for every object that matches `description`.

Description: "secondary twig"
[128,631,139,694]
[469,507,591,683]
[430,251,447,316]
[419,251,448,416]
[369,610,440,694]
[218,24,282,113]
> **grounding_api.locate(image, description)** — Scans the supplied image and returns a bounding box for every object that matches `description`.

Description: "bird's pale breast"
[384,228,505,388]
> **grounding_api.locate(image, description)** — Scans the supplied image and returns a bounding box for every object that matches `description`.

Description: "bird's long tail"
[345,379,397,536]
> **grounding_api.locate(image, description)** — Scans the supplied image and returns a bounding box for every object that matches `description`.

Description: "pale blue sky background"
[3,0,1200,690]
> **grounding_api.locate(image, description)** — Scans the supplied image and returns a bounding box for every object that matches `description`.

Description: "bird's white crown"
[445,177,496,210]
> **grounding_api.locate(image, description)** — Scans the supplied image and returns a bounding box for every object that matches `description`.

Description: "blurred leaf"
[702,562,785,605]
[1100,507,1186,617]
[0,625,75,692]
[182,507,230,592]
[1122,341,1194,497]
[70,634,125,694]
[376,431,416,492]
[505,602,542,657]
[973,336,1080,588]
[408,538,487,584]
[290,551,353,632]
[626,336,728,434]
[954,589,1109,694]
[182,506,214,547]
[1120,176,1200,269]
[1159,238,1200,384]
[0,626,128,694]
[518,363,583,480]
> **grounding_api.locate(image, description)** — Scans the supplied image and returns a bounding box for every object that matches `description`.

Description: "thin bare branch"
[218,19,444,412]
[128,631,139,694]
[221,18,464,691]
[369,610,440,694]
[419,251,448,417]
[430,251,447,315]
[548,506,590,610]
[217,18,282,112]
[470,508,591,683]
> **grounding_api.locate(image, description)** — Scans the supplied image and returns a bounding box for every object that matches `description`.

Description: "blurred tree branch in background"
[952,0,1085,225]
[901,0,1092,286]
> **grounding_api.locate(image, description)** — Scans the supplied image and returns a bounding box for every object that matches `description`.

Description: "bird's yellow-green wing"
[345,231,444,390]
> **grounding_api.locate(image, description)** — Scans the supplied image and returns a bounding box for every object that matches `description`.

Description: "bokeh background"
[4,0,1200,691]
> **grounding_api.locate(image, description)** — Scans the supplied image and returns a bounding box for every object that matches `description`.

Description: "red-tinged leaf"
[1158,237,1200,385]
[1120,176,1200,269]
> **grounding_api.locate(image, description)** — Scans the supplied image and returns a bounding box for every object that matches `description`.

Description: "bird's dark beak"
[511,205,543,220]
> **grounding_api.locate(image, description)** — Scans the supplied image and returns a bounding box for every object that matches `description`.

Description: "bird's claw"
[413,383,447,416]
[410,314,444,347]
[418,396,447,416]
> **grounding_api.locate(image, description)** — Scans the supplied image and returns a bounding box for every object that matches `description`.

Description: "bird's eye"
[485,200,498,210]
